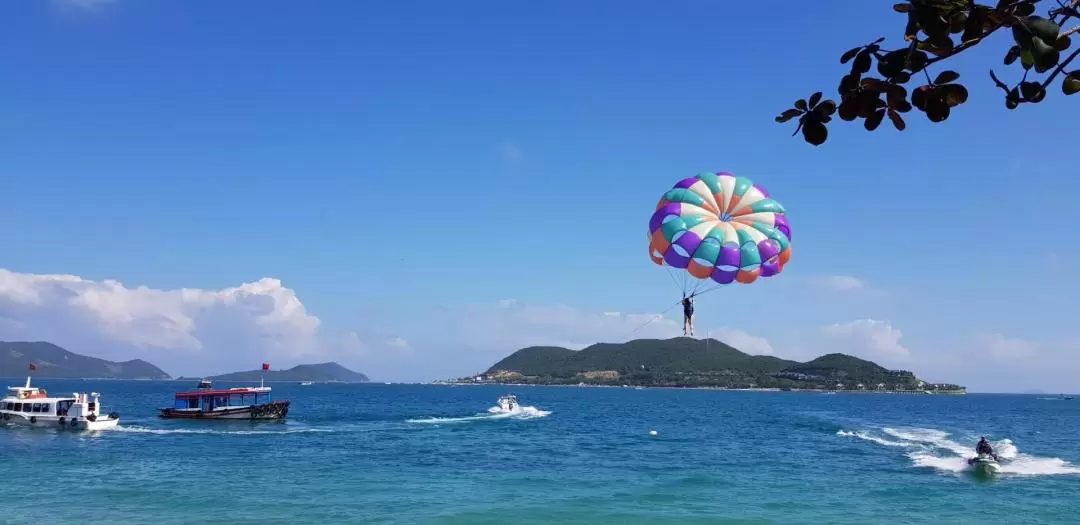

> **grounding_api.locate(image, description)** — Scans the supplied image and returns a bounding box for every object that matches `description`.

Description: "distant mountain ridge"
[0,341,170,379]
[479,337,962,390]
[205,362,369,383]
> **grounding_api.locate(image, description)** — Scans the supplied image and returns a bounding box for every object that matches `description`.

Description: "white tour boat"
[0,376,120,431]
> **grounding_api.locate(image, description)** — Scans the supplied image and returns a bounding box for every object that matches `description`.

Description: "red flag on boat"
[28,362,36,371]
[262,362,270,371]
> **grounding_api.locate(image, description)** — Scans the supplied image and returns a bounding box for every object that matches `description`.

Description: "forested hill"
[480,337,962,390]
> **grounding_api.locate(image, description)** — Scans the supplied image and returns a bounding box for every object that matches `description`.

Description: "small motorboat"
[496,394,519,412]
[299,381,313,386]
[967,453,1001,475]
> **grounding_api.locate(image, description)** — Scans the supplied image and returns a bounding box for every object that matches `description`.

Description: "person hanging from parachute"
[681,293,695,336]
[647,172,792,337]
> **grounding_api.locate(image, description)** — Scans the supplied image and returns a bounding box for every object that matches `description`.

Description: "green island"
[443,337,965,393]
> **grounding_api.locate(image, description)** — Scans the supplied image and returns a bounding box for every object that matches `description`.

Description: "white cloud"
[819,318,911,363]
[0,268,374,377]
[710,328,775,355]
[812,275,868,292]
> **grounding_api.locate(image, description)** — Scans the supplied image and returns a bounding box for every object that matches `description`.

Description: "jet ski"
[967,453,1001,475]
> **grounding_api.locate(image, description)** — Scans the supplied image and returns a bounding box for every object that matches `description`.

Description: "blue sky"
[1,0,1077,392]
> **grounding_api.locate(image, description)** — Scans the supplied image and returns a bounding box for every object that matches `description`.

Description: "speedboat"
[967,453,1001,475]
[299,381,313,386]
[496,394,519,412]
[1,375,120,431]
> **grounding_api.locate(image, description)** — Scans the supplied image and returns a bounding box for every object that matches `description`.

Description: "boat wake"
[110,425,334,436]
[407,405,551,424]
[838,426,1080,477]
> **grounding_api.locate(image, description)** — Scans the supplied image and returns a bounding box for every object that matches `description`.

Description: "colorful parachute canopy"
[648,172,792,286]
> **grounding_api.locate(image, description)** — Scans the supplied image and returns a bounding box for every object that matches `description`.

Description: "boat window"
[31,403,40,413]
[4,402,11,410]
[40,403,51,413]
[13,403,21,411]
[22,404,31,412]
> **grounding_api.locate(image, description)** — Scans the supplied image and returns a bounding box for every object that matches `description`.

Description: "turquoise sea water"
[2,380,1078,524]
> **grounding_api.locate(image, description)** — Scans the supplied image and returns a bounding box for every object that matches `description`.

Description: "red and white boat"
[158,378,289,420]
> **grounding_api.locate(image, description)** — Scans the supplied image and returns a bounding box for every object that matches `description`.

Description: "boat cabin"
[171,386,275,411]
[2,378,100,421]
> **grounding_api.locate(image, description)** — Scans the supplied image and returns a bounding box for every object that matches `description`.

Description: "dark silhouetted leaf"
[775,109,803,123]
[1004,46,1020,65]
[865,109,886,131]
[893,71,912,83]
[860,77,889,91]
[1006,88,1020,109]
[908,50,929,72]
[949,12,967,34]
[873,37,886,44]
[1055,35,1071,52]
[1015,3,1036,17]
[1064,72,1080,95]
[961,11,983,43]
[887,85,908,106]
[795,99,808,111]
[839,73,860,94]
[912,85,930,110]
[935,70,960,84]
[943,84,968,106]
[1020,49,1035,70]
[925,99,950,122]
[814,100,838,117]
[808,92,823,109]
[893,3,910,13]
[888,109,906,131]
[841,47,862,64]
[838,99,859,121]
[1019,81,1044,102]
[894,99,913,113]
[854,50,872,74]
[801,119,828,146]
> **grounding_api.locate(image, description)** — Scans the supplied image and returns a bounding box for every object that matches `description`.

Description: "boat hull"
[158,401,289,420]
[1,411,119,431]
[968,455,1000,475]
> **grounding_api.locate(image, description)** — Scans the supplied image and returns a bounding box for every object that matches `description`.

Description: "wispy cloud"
[812,275,868,292]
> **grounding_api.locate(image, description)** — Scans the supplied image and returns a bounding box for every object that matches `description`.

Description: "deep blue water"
[2,380,1078,524]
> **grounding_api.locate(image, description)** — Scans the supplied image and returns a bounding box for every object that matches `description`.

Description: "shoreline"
[432,381,967,395]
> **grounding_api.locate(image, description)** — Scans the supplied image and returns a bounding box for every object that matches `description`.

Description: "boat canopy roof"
[174,386,271,399]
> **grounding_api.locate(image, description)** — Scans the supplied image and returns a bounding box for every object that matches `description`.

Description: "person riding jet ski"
[976,436,999,461]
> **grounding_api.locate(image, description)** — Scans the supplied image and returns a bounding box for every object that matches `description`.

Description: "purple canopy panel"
[773,214,791,241]
[711,267,738,284]
[717,243,741,270]
[671,232,703,265]
[674,177,700,189]
[757,239,780,262]
[753,184,770,198]
[760,258,781,277]
[649,203,682,234]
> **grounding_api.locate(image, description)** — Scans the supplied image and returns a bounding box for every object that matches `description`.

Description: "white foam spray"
[838,426,1080,477]
[407,405,551,424]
